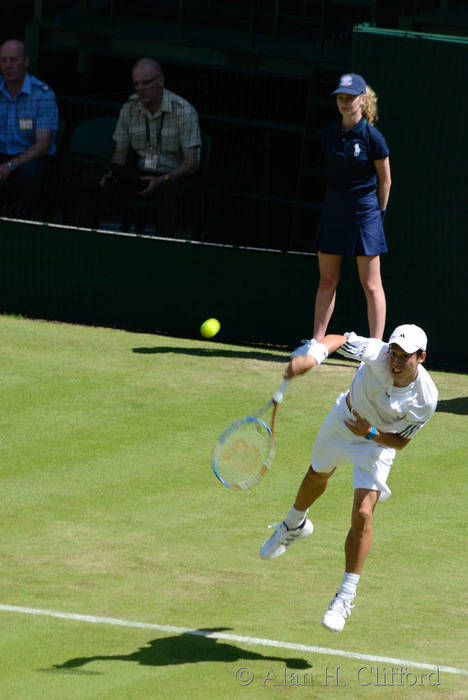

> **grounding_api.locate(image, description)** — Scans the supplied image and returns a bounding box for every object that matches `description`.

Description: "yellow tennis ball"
[200,318,220,339]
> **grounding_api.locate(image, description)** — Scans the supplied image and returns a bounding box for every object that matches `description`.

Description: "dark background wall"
[0,218,464,371]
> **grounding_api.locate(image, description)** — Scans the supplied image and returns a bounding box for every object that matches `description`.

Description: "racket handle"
[272,378,291,404]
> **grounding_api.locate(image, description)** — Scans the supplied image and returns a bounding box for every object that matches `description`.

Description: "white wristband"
[291,339,328,364]
[307,339,328,365]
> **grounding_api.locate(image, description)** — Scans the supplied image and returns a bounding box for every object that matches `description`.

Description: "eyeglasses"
[133,74,162,89]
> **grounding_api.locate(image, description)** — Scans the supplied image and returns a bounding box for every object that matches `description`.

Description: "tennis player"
[260,324,438,632]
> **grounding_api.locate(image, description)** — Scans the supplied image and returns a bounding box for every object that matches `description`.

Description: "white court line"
[1,604,467,677]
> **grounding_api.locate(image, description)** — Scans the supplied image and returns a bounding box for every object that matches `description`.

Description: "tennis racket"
[212,378,291,490]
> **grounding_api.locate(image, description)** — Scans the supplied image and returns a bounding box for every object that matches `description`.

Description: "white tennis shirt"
[337,332,438,438]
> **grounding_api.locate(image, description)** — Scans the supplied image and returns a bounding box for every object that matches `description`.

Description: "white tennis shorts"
[311,392,395,501]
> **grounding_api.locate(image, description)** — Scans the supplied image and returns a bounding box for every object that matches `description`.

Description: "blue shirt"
[0,73,59,156]
[324,117,389,194]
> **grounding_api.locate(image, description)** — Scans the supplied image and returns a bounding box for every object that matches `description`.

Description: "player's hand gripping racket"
[212,379,291,490]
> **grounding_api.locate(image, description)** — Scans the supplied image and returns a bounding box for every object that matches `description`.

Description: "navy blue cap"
[331,73,367,96]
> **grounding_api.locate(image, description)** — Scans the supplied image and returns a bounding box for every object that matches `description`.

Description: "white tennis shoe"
[321,595,355,632]
[259,519,314,559]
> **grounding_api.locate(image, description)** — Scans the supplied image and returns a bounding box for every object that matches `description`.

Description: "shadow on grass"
[436,397,468,415]
[131,346,357,372]
[51,628,310,671]
[132,346,288,363]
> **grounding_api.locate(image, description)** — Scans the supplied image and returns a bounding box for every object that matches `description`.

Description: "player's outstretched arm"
[285,334,347,378]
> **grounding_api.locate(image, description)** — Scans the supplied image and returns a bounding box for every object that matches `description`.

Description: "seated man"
[100,57,201,236]
[0,39,59,218]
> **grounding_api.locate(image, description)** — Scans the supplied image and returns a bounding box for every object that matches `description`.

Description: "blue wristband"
[381,210,386,220]
[365,426,378,440]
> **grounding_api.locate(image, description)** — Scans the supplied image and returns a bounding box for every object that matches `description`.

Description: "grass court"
[0,314,466,699]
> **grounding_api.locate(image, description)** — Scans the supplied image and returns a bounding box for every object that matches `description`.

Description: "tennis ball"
[200,318,220,339]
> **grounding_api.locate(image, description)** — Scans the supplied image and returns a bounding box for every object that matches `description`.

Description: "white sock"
[284,505,308,530]
[337,572,360,600]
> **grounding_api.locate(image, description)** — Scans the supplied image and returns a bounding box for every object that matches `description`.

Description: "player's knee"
[308,466,334,492]
[352,504,373,532]
[309,465,334,480]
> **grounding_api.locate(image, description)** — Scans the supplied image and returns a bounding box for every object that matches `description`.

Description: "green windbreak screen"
[0,218,465,370]
[352,25,467,370]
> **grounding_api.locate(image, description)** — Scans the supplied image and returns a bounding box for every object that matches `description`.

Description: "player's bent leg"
[295,465,336,511]
[259,466,335,560]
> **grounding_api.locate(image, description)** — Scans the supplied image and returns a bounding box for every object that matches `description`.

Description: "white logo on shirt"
[353,143,361,157]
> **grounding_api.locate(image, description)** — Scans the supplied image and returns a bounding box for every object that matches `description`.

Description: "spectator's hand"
[138,176,161,197]
[99,171,113,189]
[0,163,12,182]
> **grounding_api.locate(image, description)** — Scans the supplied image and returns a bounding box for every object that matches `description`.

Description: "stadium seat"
[67,116,117,166]
[60,116,117,227]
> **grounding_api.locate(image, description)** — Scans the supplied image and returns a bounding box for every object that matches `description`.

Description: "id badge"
[19,118,33,130]
[143,152,159,171]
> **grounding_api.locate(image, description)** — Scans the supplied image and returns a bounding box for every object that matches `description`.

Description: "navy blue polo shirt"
[0,73,58,156]
[324,118,389,194]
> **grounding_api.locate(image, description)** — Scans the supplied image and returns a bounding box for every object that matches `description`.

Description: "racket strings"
[213,418,274,490]
[222,435,263,475]
[212,380,290,490]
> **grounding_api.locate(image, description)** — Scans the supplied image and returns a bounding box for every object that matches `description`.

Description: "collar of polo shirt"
[132,87,172,117]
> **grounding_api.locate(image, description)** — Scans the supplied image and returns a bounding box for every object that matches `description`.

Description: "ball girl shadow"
[131,345,356,370]
[132,346,288,363]
[52,627,310,671]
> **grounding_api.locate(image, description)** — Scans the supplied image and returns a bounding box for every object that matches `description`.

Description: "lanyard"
[144,112,165,152]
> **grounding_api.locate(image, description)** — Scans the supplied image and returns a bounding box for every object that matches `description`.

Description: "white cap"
[388,324,427,353]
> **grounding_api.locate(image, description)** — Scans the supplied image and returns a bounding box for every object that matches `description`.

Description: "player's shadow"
[436,397,468,415]
[52,627,310,671]
[132,346,288,362]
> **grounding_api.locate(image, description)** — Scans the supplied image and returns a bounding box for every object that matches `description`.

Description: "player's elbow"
[395,436,410,450]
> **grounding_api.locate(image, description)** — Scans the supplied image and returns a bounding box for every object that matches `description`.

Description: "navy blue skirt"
[317,188,387,256]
